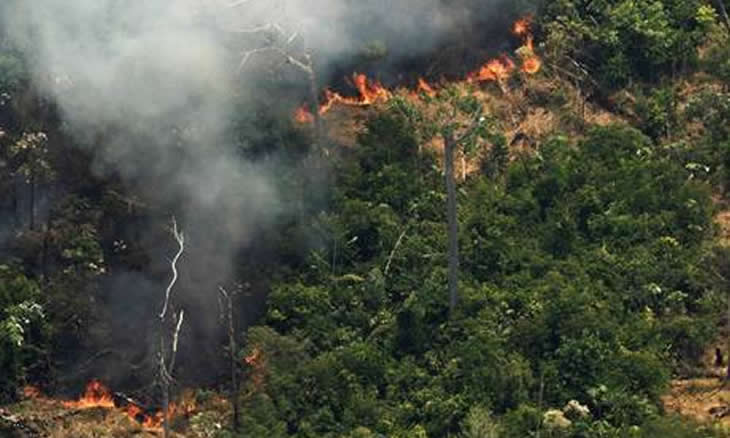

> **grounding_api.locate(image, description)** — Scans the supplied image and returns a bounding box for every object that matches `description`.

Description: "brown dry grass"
[662,378,730,426]
[3,398,163,437]
[2,389,230,437]
[662,342,730,429]
[308,70,634,180]
[715,210,730,247]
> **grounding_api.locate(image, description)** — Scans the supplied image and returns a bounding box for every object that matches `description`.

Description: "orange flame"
[512,15,541,75]
[351,73,392,105]
[137,398,196,429]
[522,56,542,74]
[294,105,315,124]
[61,380,196,430]
[294,15,541,123]
[512,16,532,37]
[417,77,436,96]
[293,73,394,123]
[62,379,115,409]
[467,56,516,82]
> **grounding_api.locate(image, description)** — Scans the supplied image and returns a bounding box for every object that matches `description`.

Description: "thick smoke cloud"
[1,0,484,221]
[1,0,511,385]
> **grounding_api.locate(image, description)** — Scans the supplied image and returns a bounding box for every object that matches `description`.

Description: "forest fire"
[294,15,542,123]
[55,380,196,430]
[417,77,437,97]
[129,393,197,429]
[294,73,392,122]
[512,15,542,74]
[512,16,531,36]
[467,56,516,82]
[62,379,115,409]
[294,105,314,124]
[521,56,542,74]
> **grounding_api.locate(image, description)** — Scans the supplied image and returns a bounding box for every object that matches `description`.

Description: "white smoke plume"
[0,0,516,382]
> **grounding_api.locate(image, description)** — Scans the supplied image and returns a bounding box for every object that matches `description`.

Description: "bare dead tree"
[443,110,484,314]
[384,227,408,278]
[227,4,326,153]
[158,217,185,438]
[715,0,730,31]
[218,286,240,431]
[392,90,486,315]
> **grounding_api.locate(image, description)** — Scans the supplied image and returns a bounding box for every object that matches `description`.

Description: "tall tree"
[219,1,327,154]
[158,217,185,438]
[8,132,54,230]
[391,86,493,313]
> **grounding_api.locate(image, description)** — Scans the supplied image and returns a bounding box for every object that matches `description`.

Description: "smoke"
[1,0,519,386]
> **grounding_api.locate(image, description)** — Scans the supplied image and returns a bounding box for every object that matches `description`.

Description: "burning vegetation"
[21,381,197,431]
[294,15,541,123]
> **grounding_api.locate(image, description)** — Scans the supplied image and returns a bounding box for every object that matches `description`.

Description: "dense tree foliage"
[234,104,722,436]
[540,0,719,88]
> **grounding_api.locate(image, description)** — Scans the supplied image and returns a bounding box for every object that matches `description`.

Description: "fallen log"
[113,391,152,412]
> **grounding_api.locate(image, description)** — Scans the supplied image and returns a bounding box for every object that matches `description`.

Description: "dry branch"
[384,228,408,277]
[160,217,184,320]
[218,286,240,431]
[157,216,186,438]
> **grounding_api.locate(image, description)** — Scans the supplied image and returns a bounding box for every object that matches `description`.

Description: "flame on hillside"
[417,77,436,97]
[294,106,314,124]
[295,15,542,123]
[131,391,197,429]
[467,56,515,82]
[513,16,531,36]
[58,380,196,430]
[512,15,542,74]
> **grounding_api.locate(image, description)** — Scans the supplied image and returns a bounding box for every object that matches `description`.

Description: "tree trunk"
[716,0,730,31]
[41,214,51,281]
[160,333,171,438]
[444,135,460,313]
[726,287,730,379]
[29,171,35,231]
[306,55,325,155]
[226,295,239,431]
[162,379,170,438]
[12,176,19,228]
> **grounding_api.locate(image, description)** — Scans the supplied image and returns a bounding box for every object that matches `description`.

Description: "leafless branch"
[227,0,256,8]
[238,47,275,72]
[160,217,184,320]
[238,44,311,74]
[237,23,273,33]
[218,285,240,431]
[384,228,408,277]
[454,107,484,144]
[168,310,185,375]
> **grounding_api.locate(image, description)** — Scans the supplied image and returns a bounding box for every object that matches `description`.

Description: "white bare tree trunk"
[158,217,185,438]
